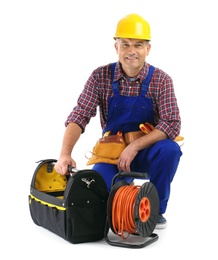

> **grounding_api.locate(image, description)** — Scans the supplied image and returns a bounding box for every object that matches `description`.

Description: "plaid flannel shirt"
[65,62,181,140]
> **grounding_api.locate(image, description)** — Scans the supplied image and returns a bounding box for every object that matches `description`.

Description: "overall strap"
[111,62,119,94]
[141,65,155,96]
[110,62,155,95]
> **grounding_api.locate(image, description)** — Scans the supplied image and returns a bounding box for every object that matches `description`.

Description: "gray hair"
[115,38,150,45]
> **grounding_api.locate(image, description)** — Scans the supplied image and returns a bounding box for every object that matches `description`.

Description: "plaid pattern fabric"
[65,62,181,139]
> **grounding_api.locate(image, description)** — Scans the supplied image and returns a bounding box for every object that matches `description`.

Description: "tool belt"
[86,121,184,166]
[86,130,145,165]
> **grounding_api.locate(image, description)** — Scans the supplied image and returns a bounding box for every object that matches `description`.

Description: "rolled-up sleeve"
[152,70,181,139]
[65,73,99,133]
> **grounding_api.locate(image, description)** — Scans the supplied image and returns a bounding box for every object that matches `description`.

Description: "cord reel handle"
[112,171,147,186]
[118,171,147,179]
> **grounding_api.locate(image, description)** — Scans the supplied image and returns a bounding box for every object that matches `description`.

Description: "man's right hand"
[54,156,76,175]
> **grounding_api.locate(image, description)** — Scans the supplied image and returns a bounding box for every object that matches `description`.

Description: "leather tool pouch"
[86,132,126,165]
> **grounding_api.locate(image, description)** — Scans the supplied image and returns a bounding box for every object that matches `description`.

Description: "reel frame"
[104,171,159,248]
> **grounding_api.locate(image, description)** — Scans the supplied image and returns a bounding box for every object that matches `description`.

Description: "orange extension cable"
[112,185,141,239]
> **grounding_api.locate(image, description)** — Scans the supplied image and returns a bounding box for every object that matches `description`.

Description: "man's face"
[114,38,151,74]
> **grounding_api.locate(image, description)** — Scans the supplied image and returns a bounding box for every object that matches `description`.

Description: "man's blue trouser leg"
[93,139,182,214]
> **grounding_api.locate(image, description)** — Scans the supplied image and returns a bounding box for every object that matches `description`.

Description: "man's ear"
[146,44,151,56]
[114,42,118,54]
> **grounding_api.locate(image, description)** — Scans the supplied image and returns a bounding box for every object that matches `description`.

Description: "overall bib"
[103,63,155,134]
[93,63,182,214]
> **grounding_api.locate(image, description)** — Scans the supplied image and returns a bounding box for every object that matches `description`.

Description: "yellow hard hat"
[114,14,151,40]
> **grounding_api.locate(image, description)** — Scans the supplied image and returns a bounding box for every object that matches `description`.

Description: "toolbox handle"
[68,166,79,177]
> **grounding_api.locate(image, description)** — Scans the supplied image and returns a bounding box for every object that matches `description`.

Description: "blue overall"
[93,63,182,214]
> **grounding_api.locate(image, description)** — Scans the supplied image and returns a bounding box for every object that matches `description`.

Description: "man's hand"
[54,156,76,175]
[117,142,138,172]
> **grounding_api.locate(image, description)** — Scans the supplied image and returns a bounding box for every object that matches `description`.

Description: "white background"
[1,0,217,259]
